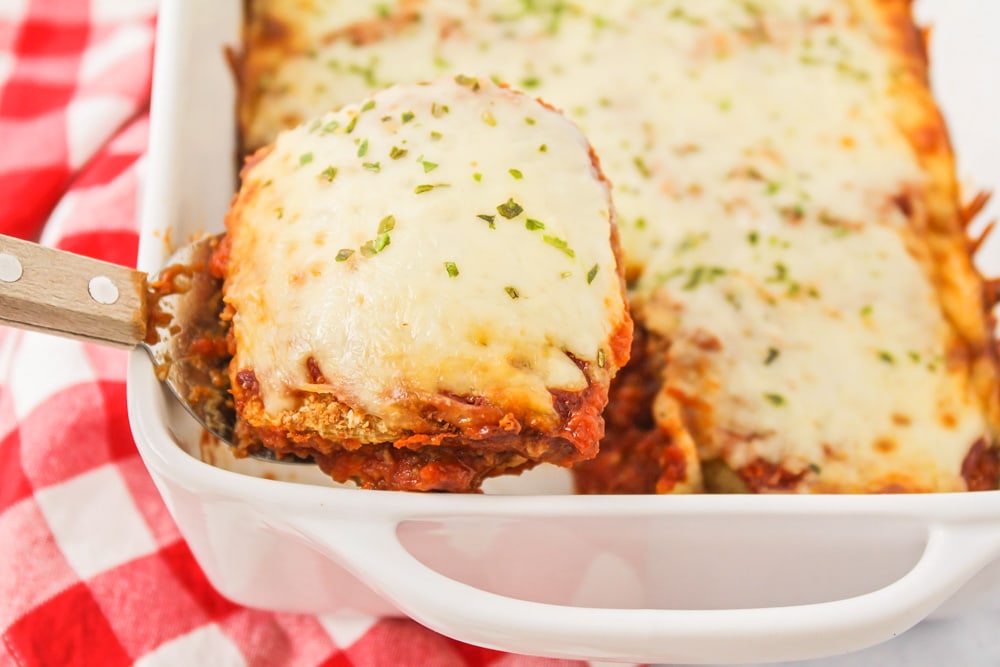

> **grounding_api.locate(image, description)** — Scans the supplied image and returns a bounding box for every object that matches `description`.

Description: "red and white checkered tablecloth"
[0,3,616,665]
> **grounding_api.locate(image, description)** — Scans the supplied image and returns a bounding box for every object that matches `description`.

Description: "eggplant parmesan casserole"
[228,0,1000,493]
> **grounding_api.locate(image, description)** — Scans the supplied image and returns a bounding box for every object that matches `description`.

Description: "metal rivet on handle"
[0,253,22,282]
[88,275,120,305]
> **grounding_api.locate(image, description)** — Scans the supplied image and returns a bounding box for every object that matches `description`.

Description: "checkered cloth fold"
[0,3,611,665]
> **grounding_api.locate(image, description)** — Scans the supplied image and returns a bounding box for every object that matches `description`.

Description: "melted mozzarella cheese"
[242,0,994,490]
[226,78,626,428]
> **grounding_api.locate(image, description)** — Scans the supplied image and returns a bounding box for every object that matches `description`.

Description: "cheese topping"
[225,78,626,427]
[241,0,994,490]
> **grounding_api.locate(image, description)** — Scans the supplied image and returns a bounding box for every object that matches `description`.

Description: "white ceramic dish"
[128,1,1000,663]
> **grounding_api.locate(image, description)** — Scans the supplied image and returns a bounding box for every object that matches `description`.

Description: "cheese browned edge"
[234,0,1000,493]
[217,78,632,492]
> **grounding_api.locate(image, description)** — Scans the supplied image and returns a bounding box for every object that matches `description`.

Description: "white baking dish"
[128,0,1000,663]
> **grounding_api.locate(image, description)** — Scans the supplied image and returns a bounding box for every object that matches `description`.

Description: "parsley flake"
[509,168,523,179]
[454,74,480,90]
[421,160,438,173]
[431,103,449,118]
[587,264,599,284]
[299,152,314,166]
[525,219,545,231]
[319,166,338,182]
[430,131,443,141]
[482,110,497,126]
[378,215,396,234]
[401,111,415,123]
[389,146,407,160]
[477,214,496,229]
[473,172,483,182]
[764,347,780,365]
[543,235,575,258]
[363,162,381,173]
[361,100,376,112]
[497,198,523,219]
[357,139,369,157]
[505,286,520,299]
[764,393,786,406]
[444,261,459,277]
[335,249,354,262]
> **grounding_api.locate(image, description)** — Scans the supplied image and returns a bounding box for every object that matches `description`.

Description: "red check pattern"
[0,3,616,666]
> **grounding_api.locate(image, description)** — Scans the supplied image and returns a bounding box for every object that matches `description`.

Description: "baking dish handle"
[290,516,1000,665]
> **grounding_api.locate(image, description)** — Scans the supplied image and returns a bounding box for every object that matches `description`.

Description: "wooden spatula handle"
[0,234,148,348]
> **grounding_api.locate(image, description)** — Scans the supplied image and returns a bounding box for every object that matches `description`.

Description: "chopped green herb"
[683,265,727,290]
[275,207,284,219]
[444,261,459,277]
[415,184,437,194]
[683,266,705,290]
[808,463,822,474]
[525,117,536,125]
[636,217,647,229]
[473,172,483,182]
[361,100,376,112]
[521,76,541,89]
[525,218,545,231]
[401,111,415,123]
[505,286,520,299]
[766,181,781,195]
[319,166,338,182]
[454,74,480,90]
[539,144,548,152]
[718,98,733,112]
[587,264,599,284]
[560,271,572,279]
[482,110,497,126]
[378,215,396,234]
[421,160,438,173]
[497,198,523,219]
[335,249,354,262]
[597,348,606,368]
[764,392,786,406]
[430,131,443,141]
[878,350,895,364]
[633,156,652,178]
[345,115,359,133]
[748,230,760,245]
[768,262,788,282]
[861,305,873,317]
[764,347,780,365]
[543,235,575,258]
[308,119,322,133]
[389,146,407,160]
[363,162,381,173]
[299,152,314,166]
[363,233,390,255]
[431,103,449,117]
[321,120,339,135]
[357,139,369,157]
[477,214,496,229]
